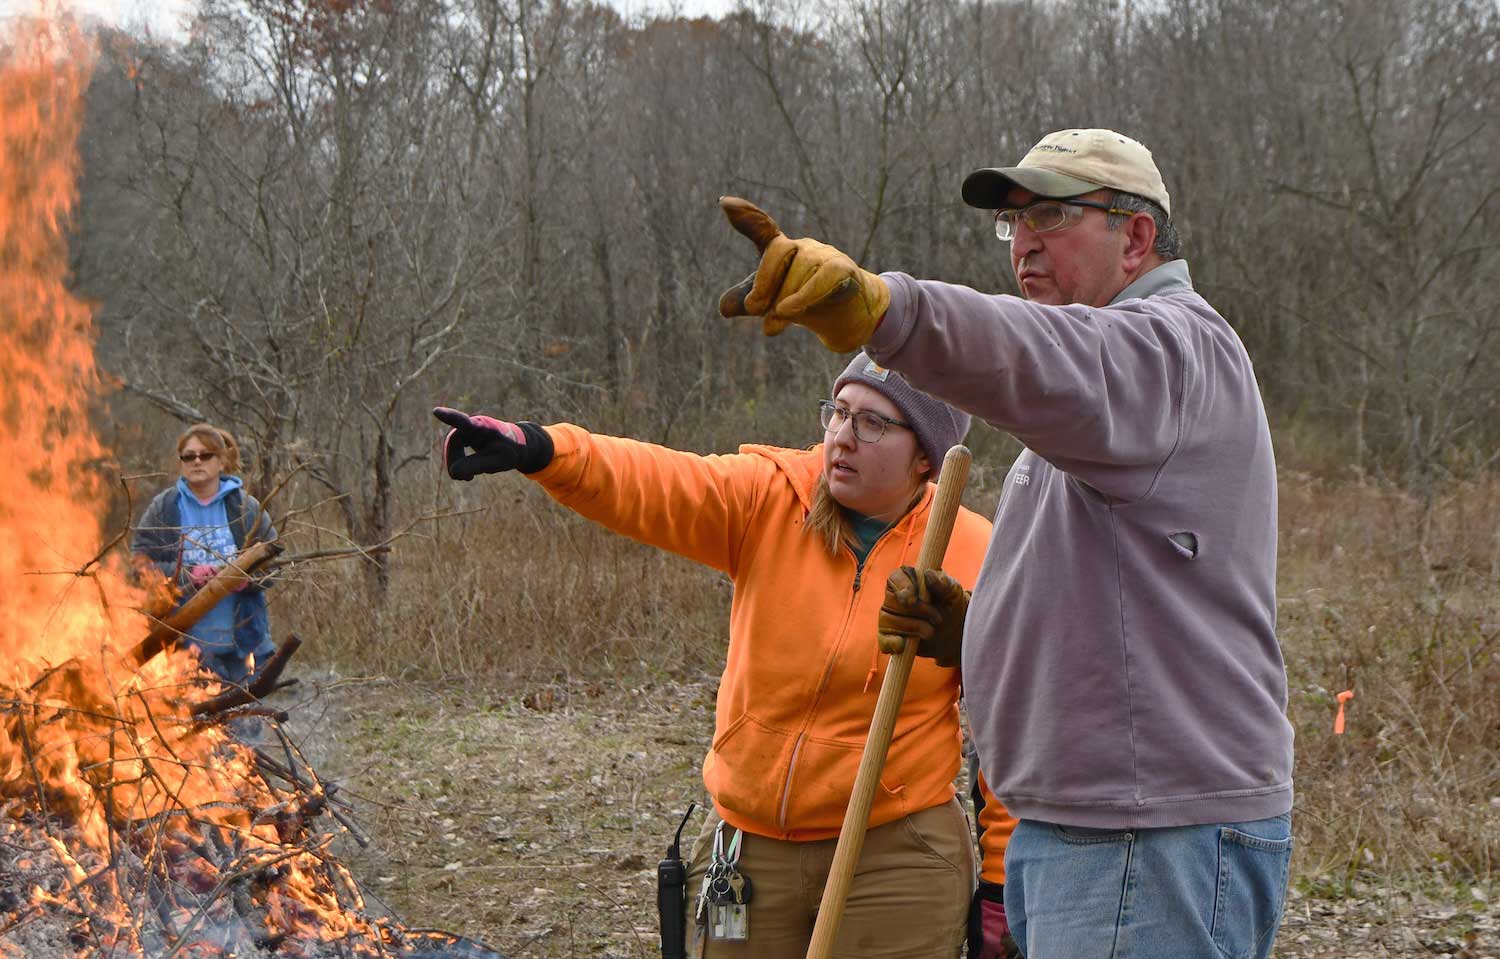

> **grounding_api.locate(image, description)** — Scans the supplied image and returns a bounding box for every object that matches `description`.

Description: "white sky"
[0,1,193,38]
[613,0,745,19]
[0,0,748,41]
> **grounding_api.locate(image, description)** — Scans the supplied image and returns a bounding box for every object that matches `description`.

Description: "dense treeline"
[74,0,1499,576]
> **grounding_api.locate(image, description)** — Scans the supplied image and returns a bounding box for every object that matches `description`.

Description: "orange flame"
[0,9,119,679]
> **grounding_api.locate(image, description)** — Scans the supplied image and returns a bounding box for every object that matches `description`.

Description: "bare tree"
[93,0,509,597]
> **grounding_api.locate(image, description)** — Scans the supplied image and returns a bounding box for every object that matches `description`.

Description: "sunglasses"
[179,451,218,463]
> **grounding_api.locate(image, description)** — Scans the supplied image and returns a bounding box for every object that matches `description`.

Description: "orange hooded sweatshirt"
[531,424,1015,882]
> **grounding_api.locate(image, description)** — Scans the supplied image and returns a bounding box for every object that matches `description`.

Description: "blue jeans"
[1004,814,1292,959]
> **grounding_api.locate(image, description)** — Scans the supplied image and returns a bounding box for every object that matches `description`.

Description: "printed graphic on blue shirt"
[181,522,237,568]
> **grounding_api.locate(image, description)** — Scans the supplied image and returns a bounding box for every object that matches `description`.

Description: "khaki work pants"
[686,798,974,959]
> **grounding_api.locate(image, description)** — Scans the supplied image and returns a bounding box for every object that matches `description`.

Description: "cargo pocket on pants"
[1210,824,1292,959]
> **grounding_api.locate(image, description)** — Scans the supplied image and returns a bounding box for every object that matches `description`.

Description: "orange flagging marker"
[1333,689,1355,734]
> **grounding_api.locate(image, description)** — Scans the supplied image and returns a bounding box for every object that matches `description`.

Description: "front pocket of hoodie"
[703,713,795,827]
[1210,825,1292,959]
[779,735,876,833]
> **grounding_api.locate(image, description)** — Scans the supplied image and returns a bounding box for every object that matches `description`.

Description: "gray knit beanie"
[831,353,971,478]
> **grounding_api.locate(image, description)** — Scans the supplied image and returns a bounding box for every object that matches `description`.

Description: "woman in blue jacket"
[131,423,276,683]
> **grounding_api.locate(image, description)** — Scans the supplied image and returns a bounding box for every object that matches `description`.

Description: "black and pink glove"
[968,882,1019,959]
[432,407,555,481]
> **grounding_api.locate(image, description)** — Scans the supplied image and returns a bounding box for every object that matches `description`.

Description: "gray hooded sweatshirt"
[867,261,1294,829]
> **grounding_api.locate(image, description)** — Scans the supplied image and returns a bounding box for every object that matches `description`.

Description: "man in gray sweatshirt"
[719,129,1294,959]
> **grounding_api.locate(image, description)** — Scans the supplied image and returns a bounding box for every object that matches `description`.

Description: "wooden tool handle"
[805,445,972,959]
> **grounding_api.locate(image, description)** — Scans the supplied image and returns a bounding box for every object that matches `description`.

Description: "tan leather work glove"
[877,566,969,668]
[718,196,890,353]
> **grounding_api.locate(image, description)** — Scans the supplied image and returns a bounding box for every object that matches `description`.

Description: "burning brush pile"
[0,15,501,959]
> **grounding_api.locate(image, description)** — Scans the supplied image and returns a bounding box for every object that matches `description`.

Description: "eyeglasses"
[993,198,1135,241]
[819,400,911,443]
[179,451,217,463]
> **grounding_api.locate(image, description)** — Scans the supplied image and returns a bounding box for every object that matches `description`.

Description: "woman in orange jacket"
[435,353,1015,958]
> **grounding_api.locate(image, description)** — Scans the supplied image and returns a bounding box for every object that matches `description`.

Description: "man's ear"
[1120,212,1159,273]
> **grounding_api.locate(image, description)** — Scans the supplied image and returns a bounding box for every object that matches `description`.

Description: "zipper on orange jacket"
[774,517,916,832]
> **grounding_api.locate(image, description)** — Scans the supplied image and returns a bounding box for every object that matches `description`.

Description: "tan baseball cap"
[961,128,1171,216]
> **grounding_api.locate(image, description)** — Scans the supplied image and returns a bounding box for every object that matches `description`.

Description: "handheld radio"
[657,801,697,959]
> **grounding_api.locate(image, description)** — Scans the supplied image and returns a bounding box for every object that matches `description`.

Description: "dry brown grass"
[281,673,713,959]
[287,479,731,685]
[1278,472,1500,895]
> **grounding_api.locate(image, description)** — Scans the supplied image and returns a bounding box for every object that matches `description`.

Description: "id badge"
[710,901,748,941]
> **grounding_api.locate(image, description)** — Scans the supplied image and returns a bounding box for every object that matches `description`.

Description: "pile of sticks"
[1,527,508,959]
[0,637,455,959]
